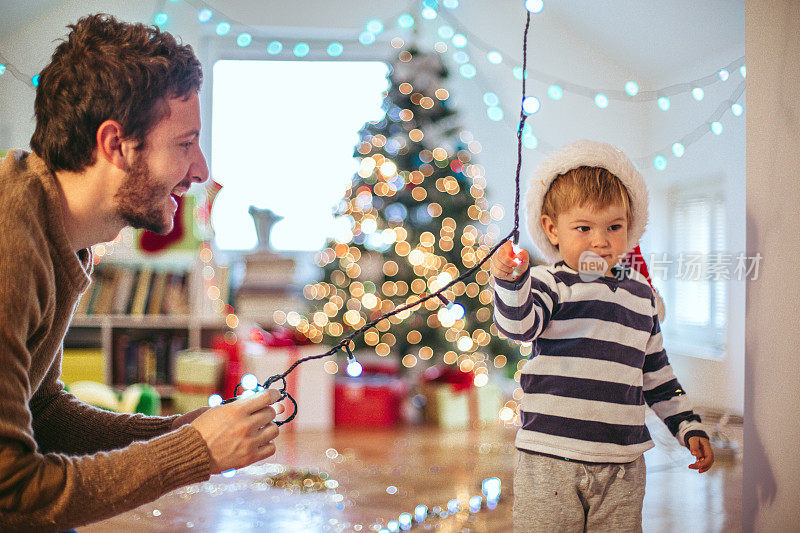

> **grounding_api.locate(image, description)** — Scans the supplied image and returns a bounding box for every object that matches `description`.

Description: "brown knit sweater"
[0,151,212,532]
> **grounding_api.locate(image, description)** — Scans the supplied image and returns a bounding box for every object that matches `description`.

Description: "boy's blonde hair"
[542,166,632,226]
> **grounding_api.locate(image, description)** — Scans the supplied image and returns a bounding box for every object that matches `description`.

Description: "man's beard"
[114,151,175,235]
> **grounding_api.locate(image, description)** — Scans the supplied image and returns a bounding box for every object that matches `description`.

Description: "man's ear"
[541,215,558,246]
[96,120,137,170]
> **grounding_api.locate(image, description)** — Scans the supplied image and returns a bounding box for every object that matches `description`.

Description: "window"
[210,60,389,251]
[660,183,727,359]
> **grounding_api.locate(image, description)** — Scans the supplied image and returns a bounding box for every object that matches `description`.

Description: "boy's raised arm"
[491,242,558,342]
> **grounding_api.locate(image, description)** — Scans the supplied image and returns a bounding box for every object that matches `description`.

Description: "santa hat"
[622,244,666,322]
[526,140,649,264]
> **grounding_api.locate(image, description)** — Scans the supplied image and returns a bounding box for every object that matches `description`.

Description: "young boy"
[491,140,714,532]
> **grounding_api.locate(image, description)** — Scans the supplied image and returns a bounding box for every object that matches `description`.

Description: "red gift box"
[334,364,406,428]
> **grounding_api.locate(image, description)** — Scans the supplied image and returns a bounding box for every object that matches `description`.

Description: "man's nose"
[190,149,209,184]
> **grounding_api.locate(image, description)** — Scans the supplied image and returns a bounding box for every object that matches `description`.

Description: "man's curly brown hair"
[30,13,203,171]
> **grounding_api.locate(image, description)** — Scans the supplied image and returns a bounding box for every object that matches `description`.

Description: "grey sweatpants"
[513,451,646,533]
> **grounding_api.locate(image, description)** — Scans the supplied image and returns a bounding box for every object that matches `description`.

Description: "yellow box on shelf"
[61,348,106,385]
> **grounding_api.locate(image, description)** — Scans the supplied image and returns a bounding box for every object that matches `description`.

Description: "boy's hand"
[491,241,530,282]
[687,436,714,473]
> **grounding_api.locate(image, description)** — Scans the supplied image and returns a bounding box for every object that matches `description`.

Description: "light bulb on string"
[327,42,343,57]
[267,41,283,54]
[460,64,476,78]
[525,0,544,13]
[294,42,310,57]
[154,13,167,26]
[487,107,503,121]
[359,32,376,46]
[398,14,415,28]
[548,85,563,100]
[692,87,704,101]
[522,96,540,114]
[215,22,230,35]
[366,19,384,34]
[594,94,609,108]
[654,156,667,171]
[469,496,482,513]
[672,143,685,158]
[241,373,259,391]
[731,103,743,116]
[438,25,454,39]
[198,9,212,22]
[719,68,730,81]
[711,121,723,135]
[398,513,412,529]
[421,7,437,19]
[657,97,670,111]
[344,344,362,377]
[237,33,252,47]
[447,499,459,513]
[482,477,502,502]
[415,505,428,522]
[625,81,639,96]
[487,51,503,64]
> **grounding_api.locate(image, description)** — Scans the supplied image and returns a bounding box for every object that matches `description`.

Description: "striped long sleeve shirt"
[493,260,708,463]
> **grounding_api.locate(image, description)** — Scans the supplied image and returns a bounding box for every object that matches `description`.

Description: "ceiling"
[542,0,744,83]
[0,0,744,84]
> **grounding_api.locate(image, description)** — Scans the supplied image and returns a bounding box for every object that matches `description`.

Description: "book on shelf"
[130,266,153,316]
[112,330,187,388]
[111,268,137,315]
[146,271,169,315]
[75,264,193,318]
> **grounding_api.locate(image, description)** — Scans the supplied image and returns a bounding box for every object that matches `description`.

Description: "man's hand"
[687,436,714,473]
[191,389,285,474]
[490,241,530,282]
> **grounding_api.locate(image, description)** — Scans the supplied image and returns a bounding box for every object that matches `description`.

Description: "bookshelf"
[64,247,230,397]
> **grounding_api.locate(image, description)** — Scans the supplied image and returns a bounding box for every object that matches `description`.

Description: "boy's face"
[541,202,629,277]
[114,92,209,234]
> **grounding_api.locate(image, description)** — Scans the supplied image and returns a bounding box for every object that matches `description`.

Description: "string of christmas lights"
[218,9,531,424]
[0,0,745,135]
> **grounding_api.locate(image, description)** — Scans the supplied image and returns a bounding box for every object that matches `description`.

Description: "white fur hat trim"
[526,140,649,263]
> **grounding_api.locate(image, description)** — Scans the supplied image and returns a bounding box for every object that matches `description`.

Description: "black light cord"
[229,9,532,426]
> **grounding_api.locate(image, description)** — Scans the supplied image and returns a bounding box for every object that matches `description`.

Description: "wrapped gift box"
[173,349,224,413]
[242,341,333,431]
[334,366,407,428]
[420,365,504,428]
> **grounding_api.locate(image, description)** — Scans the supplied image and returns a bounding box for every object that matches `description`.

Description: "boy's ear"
[541,215,558,246]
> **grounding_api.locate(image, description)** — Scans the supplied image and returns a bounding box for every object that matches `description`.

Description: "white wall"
[743,1,800,530]
[643,45,746,415]
[0,1,744,414]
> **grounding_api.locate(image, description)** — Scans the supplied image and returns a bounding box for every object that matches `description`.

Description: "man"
[0,14,283,531]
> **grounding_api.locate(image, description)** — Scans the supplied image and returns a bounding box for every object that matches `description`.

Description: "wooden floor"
[83,412,742,532]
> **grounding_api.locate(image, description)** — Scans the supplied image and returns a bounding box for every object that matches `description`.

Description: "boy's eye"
[576,226,590,232]
[609,224,623,231]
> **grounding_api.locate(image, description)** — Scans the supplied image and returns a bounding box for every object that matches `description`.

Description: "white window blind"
[664,187,727,359]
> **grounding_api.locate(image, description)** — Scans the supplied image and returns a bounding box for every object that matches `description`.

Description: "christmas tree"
[302,45,521,377]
